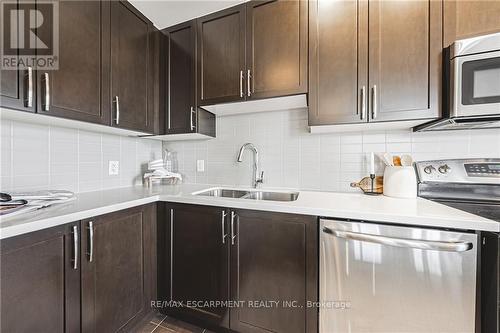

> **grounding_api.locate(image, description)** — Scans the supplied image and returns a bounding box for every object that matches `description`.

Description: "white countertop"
[0,184,498,239]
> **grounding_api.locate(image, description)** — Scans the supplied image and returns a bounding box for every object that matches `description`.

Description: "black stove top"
[434,200,500,222]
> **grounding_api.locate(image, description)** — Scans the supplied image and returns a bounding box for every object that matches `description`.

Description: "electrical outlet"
[197,160,205,172]
[108,161,119,175]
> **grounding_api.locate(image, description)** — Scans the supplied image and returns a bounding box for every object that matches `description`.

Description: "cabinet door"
[308,0,368,125]
[368,0,441,122]
[0,68,34,112]
[229,210,318,333]
[197,5,246,106]
[81,204,156,333]
[110,1,154,133]
[0,1,35,112]
[246,0,307,99]
[165,203,230,328]
[164,21,196,134]
[35,0,110,124]
[444,0,500,47]
[0,223,80,333]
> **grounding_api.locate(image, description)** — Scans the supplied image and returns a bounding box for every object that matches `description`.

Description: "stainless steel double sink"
[193,188,299,202]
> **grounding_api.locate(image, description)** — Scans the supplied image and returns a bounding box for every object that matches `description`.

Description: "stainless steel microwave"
[416,32,500,131]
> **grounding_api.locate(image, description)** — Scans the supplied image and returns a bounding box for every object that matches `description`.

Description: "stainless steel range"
[416,158,500,333]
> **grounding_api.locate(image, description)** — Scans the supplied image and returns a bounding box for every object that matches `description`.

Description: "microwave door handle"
[322,227,473,252]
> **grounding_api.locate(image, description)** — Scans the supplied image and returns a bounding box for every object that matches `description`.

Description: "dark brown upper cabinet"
[0,62,34,112]
[309,0,441,126]
[0,0,35,112]
[164,21,197,134]
[36,0,110,125]
[308,0,368,125]
[368,0,441,123]
[110,1,156,133]
[162,21,215,138]
[197,0,307,106]
[444,0,500,47]
[162,203,230,328]
[246,0,308,99]
[1,223,80,333]
[1,0,158,134]
[229,209,318,333]
[81,204,156,333]
[197,5,246,106]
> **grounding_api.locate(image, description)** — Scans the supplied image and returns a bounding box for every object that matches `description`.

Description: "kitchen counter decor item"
[350,176,384,195]
[0,190,75,217]
[354,152,383,195]
[383,165,417,198]
[144,158,182,187]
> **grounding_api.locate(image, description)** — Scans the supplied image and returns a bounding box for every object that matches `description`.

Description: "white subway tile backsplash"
[13,174,50,191]
[386,142,412,153]
[341,143,362,154]
[2,111,498,195]
[164,109,500,192]
[0,121,161,193]
[386,130,411,143]
[362,132,386,143]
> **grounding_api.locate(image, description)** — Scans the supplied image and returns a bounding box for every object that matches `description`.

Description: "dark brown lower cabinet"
[0,223,80,333]
[229,209,317,333]
[81,204,157,333]
[160,203,230,328]
[159,203,318,333]
[0,204,156,333]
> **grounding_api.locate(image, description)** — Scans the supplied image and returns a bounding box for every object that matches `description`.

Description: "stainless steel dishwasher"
[320,219,478,333]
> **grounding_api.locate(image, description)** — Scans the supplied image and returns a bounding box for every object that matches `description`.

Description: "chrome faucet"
[237,143,264,188]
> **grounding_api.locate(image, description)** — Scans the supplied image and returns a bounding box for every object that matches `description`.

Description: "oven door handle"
[322,227,473,252]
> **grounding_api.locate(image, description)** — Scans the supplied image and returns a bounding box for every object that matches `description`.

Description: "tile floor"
[134,312,215,333]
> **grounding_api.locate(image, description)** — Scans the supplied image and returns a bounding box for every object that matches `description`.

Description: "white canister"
[383,166,417,198]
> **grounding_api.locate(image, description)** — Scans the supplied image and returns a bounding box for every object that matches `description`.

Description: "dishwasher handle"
[322,227,473,252]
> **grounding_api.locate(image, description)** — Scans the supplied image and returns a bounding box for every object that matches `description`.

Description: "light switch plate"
[197,160,205,172]
[108,161,119,175]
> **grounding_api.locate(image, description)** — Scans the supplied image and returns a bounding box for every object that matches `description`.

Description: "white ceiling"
[130,0,248,29]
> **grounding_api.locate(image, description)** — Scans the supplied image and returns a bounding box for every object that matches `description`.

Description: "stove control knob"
[438,164,451,174]
[424,165,436,174]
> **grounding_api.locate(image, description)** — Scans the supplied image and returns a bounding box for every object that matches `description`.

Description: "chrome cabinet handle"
[190,106,196,131]
[247,69,251,97]
[372,85,377,119]
[167,107,171,130]
[322,227,473,252]
[87,221,94,262]
[230,211,237,245]
[239,70,244,98]
[42,73,50,111]
[170,208,174,301]
[221,210,228,244]
[72,225,78,270]
[360,86,366,120]
[25,67,33,107]
[114,96,120,125]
